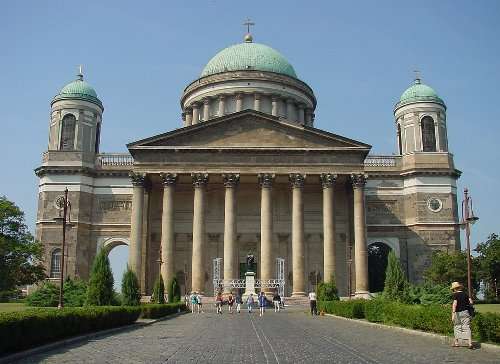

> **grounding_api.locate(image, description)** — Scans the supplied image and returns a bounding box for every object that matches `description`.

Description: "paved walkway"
[19,306,498,363]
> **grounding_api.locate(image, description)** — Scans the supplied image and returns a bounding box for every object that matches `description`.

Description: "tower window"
[59,114,76,151]
[50,248,62,278]
[421,116,436,152]
[95,123,101,153]
[397,124,402,154]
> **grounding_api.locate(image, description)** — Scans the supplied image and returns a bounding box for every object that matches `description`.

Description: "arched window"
[59,114,76,150]
[397,124,402,154]
[421,116,436,152]
[50,248,62,278]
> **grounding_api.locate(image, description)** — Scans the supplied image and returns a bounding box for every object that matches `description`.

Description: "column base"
[291,292,306,297]
[354,291,372,299]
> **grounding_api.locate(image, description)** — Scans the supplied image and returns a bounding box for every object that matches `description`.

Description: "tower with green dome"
[180,32,316,127]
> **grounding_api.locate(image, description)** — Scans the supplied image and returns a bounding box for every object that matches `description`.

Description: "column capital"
[235,92,244,100]
[320,173,337,188]
[129,172,146,187]
[160,172,178,186]
[271,95,281,102]
[218,94,226,101]
[258,173,275,188]
[192,173,209,187]
[350,173,367,189]
[254,92,261,100]
[289,173,306,188]
[191,102,200,109]
[222,173,240,188]
[203,98,211,105]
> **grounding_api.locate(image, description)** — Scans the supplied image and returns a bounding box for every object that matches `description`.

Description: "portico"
[126,110,371,297]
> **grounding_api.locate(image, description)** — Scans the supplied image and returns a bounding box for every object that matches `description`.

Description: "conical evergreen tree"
[151,276,165,304]
[168,277,181,303]
[86,249,114,306]
[383,250,411,303]
[121,265,140,306]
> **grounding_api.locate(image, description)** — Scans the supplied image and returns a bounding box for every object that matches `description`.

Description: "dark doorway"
[368,242,391,293]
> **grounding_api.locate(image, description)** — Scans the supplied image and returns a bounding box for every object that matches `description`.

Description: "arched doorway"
[100,238,129,291]
[368,242,392,293]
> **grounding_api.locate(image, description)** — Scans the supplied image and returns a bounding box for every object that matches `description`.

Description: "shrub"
[140,303,186,319]
[86,250,114,306]
[151,276,165,304]
[168,277,181,303]
[383,251,411,303]
[472,312,500,343]
[316,279,339,301]
[318,300,366,319]
[409,283,452,305]
[63,278,88,307]
[0,306,141,354]
[26,281,59,307]
[121,266,140,306]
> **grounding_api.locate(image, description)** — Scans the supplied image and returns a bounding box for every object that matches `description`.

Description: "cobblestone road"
[19,306,499,363]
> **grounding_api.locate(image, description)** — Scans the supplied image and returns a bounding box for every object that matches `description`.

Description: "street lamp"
[53,188,73,309]
[460,187,479,299]
[156,248,163,302]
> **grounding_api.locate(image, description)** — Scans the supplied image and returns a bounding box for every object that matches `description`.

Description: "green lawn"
[0,302,29,313]
[475,304,500,314]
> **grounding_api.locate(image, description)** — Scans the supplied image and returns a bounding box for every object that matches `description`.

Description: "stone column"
[191,173,209,294]
[129,172,146,277]
[192,103,200,125]
[160,173,177,293]
[289,173,306,296]
[235,93,243,112]
[271,96,279,116]
[218,95,225,117]
[298,104,305,124]
[286,99,294,120]
[351,174,369,297]
[254,93,261,112]
[223,174,240,293]
[321,173,337,283]
[258,173,275,294]
[305,108,313,125]
[185,108,193,126]
[203,99,210,121]
[434,118,441,151]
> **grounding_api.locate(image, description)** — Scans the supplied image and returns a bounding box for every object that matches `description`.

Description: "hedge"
[0,306,141,354]
[318,299,500,344]
[140,303,186,319]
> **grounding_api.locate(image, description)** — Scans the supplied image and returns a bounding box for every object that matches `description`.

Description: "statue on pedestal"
[246,252,255,273]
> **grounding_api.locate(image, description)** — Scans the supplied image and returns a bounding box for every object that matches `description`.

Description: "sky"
[1,1,499,287]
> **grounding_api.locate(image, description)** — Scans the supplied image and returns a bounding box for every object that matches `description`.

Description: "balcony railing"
[96,153,134,168]
[364,155,400,167]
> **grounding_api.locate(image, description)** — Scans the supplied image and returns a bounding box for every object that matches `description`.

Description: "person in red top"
[451,281,474,349]
[215,291,223,314]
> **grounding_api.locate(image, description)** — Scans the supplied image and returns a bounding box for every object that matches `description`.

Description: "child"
[246,294,254,313]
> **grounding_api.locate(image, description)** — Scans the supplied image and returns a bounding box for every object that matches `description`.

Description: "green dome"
[397,79,445,108]
[201,41,298,79]
[52,74,103,108]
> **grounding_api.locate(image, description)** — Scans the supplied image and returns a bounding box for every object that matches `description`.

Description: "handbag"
[467,304,475,318]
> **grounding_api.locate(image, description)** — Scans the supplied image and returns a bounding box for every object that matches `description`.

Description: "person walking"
[308,290,317,316]
[190,292,198,314]
[215,291,223,314]
[273,292,281,312]
[196,292,203,313]
[227,293,235,313]
[451,281,474,349]
[235,293,243,313]
[246,294,254,313]
[258,292,267,317]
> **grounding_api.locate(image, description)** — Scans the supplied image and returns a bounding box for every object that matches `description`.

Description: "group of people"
[211,291,284,316]
[186,292,203,313]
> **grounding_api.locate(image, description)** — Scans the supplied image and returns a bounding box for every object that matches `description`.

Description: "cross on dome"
[243,18,255,43]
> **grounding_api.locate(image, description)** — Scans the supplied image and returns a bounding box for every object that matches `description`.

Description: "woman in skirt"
[451,281,474,349]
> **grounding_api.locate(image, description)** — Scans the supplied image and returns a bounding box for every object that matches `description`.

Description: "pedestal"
[242,272,257,300]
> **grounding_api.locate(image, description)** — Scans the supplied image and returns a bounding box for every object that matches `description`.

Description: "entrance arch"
[98,237,130,291]
[368,242,392,293]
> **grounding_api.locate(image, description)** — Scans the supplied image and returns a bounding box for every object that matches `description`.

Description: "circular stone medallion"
[427,198,443,213]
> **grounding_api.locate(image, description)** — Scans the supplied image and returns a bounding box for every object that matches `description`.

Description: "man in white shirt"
[308,291,317,316]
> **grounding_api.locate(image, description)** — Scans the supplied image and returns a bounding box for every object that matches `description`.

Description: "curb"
[323,313,500,353]
[0,311,186,363]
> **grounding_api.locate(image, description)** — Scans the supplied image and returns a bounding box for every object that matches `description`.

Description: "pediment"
[128,111,370,151]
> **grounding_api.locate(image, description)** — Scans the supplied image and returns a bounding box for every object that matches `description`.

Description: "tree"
[151,276,165,304]
[316,276,339,301]
[475,233,500,299]
[383,251,411,303]
[121,266,140,306]
[423,250,479,294]
[168,277,181,303]
[0,196,45,301]
[86,249,114,306]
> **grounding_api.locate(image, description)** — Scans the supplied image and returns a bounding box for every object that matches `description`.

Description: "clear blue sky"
[1,1,499,285]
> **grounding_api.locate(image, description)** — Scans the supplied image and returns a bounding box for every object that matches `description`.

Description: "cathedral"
[35,31,460,297]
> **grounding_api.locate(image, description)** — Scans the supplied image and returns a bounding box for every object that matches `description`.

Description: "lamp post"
[53,188,72,309]
[157,248,163,302]
[460,188,479,299]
